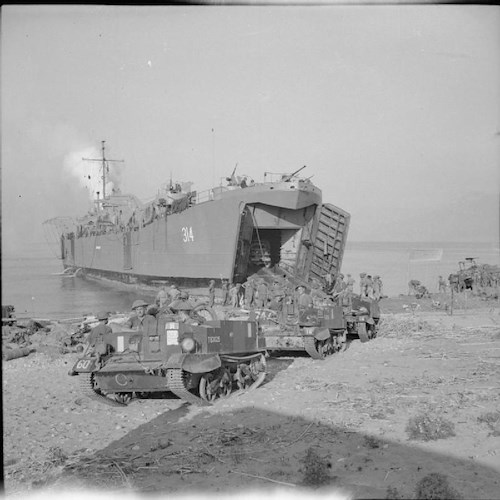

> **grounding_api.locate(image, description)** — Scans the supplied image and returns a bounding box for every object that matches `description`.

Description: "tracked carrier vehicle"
[71,313,266,406]
[259,292,380,360]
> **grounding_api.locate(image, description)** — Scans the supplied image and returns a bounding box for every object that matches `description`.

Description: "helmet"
[179,291,189,300]
[132,299,149,310]
[96,311,109,320]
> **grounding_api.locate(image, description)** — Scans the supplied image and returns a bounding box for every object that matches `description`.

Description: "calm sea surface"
[2,240,499,320]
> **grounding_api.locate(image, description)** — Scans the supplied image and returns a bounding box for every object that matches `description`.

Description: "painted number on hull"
[182,227,194,242]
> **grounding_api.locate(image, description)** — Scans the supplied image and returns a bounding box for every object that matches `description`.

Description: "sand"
[3,296,500,499]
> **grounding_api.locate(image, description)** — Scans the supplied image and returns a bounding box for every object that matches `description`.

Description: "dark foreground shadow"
[51,403,499,500]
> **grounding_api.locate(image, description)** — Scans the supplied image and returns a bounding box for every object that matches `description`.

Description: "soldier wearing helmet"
[359,272,368,297]
[86,311,113,353]
[296,285,313,309]
[155,285,169,308]
[168,284,181,302]
[124,299,156,330]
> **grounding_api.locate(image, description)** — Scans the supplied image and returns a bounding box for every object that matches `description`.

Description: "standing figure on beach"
[242,278,255,308]
[323,271,334,292]
[221,279,229,306]
[208,279,216,307]
[269,279,286,311]
[255,280,269,308]
[438,275,447,294]
[359,273,368,297]
[365,275,374,299]
[155,285,169,309]
[346,274,355,293]
[372,275,383,301]
[331,273,346,303]
[229,283,241,308]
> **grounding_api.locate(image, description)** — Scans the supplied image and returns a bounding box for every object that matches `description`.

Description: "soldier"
[168,284,181,302]
[331,273,346,299]
[269,279,286,311]
[365,275,374,299]
[221,278,229,306]
[242,278,255,308]
[155,285,169,308]
[323,271,334,292]
[438,275,447,294]
[372,275,381,301]
[408,279,421,295]
[124,299,156,330]
[208,279,216,307]
[255,280,269,308]
[229,283,241,308]
[86,311,113,352]
[296,285,313,309]
[359,272,367,297]
[346,274,355,293]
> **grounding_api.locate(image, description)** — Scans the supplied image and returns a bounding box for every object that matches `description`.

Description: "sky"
[2,4,499,255]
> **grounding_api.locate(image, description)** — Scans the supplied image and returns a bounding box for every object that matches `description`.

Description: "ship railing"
[193,186,232,204]
[263,171,310,184]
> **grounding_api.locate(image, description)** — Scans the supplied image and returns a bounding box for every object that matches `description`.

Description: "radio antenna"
[82,140,124,200]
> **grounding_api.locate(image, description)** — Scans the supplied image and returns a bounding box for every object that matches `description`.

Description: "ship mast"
[82,140,124,202]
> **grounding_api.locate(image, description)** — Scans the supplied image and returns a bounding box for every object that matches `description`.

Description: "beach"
[3,291,500,499]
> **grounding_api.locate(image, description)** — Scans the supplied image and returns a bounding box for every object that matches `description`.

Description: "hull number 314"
[182,227,194,242]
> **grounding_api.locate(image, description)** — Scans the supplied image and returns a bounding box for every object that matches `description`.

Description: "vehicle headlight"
[181,337,196,353]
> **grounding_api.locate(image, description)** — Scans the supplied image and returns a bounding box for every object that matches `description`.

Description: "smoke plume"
[63,146,123,204]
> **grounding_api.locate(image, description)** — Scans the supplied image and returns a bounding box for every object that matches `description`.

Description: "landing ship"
[45,142,350,289]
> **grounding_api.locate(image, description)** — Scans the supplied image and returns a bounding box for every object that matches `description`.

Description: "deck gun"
[226,163,238,185]
[282,165,306,182]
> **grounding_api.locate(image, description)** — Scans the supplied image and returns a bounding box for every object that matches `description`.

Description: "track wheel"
[115,392,133,405]
[199,368,232,402]
[357,322,370,343]
[191,304,218,324]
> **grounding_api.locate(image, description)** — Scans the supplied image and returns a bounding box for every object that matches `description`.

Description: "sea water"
[2,240,499,320]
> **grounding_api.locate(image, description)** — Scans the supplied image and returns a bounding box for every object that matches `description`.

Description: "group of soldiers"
[207,271,384,312]
[219,277,297,310]
[327,272,384,303]
[86,291,193,352]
